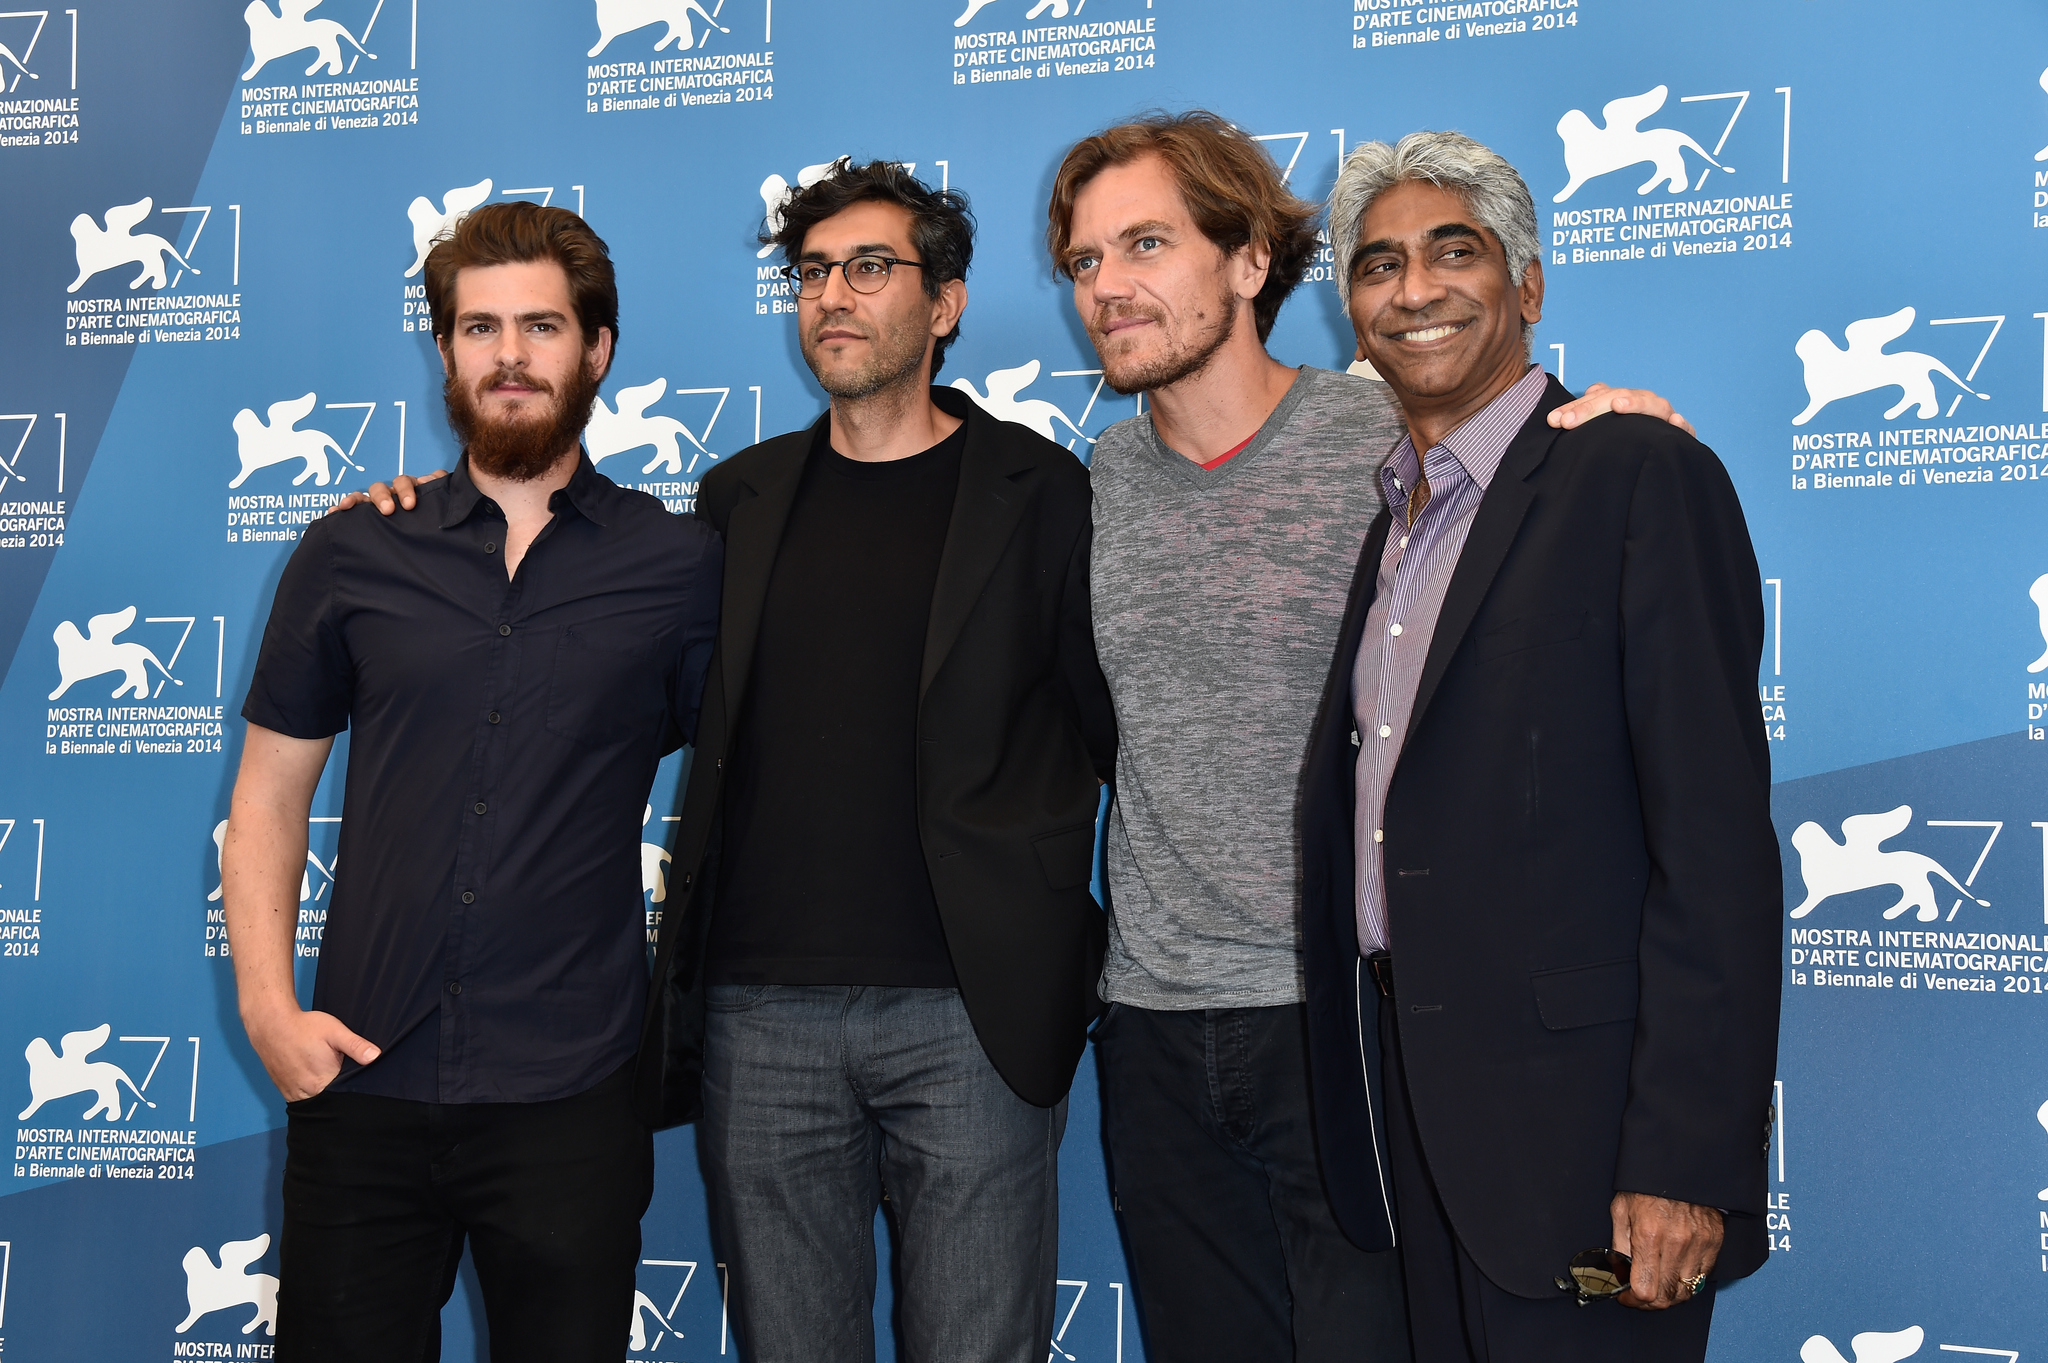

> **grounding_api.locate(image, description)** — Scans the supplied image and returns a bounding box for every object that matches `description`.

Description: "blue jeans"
[700,985,1066,1363]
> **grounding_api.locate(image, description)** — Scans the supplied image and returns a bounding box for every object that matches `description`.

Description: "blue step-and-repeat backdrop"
[2,0,2046,1359]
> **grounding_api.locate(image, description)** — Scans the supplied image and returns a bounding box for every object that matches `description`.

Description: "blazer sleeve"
[1611,435,1783,1214]
[1054,511,1117,783]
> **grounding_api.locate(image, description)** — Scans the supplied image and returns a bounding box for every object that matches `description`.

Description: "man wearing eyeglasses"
[631,159,1116,1363]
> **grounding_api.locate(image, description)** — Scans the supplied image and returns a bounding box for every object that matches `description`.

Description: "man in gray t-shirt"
[1092,366,1403,1011]
[1047,113,1689,1362]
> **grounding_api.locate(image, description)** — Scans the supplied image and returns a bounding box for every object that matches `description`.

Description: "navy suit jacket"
[1299,376,1782,1297]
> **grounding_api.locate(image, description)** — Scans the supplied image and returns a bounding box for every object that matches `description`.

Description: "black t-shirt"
[708,419,966,987]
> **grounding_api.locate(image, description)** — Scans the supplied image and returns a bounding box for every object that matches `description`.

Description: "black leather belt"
[1365,950,1394,999]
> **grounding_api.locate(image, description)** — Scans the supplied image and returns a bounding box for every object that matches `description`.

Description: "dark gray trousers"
[1095,1000,1411,1362]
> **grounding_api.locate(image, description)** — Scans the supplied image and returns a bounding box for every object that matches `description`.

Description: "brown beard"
[443,357,601,482]
[1092,281,1238,396]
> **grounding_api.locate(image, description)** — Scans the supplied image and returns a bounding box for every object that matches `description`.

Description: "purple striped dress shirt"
[1352,364,1550,953]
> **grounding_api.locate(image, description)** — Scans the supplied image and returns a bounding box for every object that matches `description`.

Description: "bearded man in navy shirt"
[223,202,721,1361]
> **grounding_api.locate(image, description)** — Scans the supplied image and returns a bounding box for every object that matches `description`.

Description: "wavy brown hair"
[1046,110,1321,343]
[424,200,619,367]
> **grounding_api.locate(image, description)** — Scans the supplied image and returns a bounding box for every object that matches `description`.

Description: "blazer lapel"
[717,422,814,714]
[1406,379,1570,737]
[921,396,1036,698]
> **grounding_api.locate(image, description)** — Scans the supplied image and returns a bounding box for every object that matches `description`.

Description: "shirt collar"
[1379,362,1549,509]
[439,449,613,530]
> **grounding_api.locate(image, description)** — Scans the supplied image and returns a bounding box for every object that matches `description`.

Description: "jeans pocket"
[705,983,772,1013]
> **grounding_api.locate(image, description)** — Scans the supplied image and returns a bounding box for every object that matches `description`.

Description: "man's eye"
[798,264,830,283]
[1071,254,1099,274]
[851,257,887,275]
[1135,237,1161,252]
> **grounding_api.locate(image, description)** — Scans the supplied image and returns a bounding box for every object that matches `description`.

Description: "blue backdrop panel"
[2,1,2046,1359]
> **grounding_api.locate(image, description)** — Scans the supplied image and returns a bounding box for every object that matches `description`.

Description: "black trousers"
[1379,995,1714,1363]
[277,1063,654,1362]
[1095,1001,1410,1362]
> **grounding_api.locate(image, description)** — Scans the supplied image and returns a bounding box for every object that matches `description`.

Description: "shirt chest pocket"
[545,627,666,748]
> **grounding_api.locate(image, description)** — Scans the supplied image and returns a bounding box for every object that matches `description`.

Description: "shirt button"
[1378,724,1392,738]
[1373,828,1385,844]
[484,541,497,554]
[1399,535,1410,549]
[1389,622,1404,637]
[460,890,475,904]
[487,711,500,724]
[446,981,462,995]
[498,623,512,636]
[715,757,724,772]
[473,801,487,815]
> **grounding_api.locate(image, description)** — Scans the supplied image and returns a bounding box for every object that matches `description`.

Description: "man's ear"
[929,278,968,339]
[437,335,454,379]
[1518,257,1545,326]
[586,326,615,384]
[1231,241,1273,303]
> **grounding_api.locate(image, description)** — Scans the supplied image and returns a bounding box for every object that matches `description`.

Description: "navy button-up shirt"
[243,453,722,1104]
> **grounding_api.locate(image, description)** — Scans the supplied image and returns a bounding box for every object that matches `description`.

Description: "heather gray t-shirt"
[1091,366,1405,1008]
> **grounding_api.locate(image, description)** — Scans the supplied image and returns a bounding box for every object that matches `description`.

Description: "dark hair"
[763,159,974,378]
[1047,110,1321,343]
[424,201,619,363]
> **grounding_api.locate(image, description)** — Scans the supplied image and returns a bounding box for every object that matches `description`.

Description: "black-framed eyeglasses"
[1555,1248,1630,1306]
[782,255,924,298]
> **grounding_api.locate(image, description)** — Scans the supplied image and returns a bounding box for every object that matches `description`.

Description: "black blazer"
[1299,377,1782,1297]
[634,386,1117,1124]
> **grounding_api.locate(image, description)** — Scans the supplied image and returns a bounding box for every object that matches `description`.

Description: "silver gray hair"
[1327,130,1540,305]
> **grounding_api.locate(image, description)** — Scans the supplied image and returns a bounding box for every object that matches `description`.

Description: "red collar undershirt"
[1199,430,1259,472]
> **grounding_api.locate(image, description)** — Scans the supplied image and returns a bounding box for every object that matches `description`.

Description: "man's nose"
[1087,255,1135,307]
[1394,259,1448,312]
[489,327,531,368]
[815,263,862,312]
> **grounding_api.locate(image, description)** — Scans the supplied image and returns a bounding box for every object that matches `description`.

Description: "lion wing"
[1838,804,1913,849]
[266,392,319,428]
[57,1022,112,1059]
[1841,308,1915,353]
[1599,86,1668,133]
[83,607,137,642]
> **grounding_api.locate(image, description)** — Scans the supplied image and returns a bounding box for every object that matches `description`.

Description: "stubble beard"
[803,315,932,403]
[1092,281,1238,397]
[443,357,601,482]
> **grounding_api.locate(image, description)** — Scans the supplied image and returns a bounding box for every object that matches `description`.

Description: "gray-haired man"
[1298,130,1780,1363]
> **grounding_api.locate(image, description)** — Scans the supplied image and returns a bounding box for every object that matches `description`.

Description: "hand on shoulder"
[322,469,449,517]
[1549,383,1695,439]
